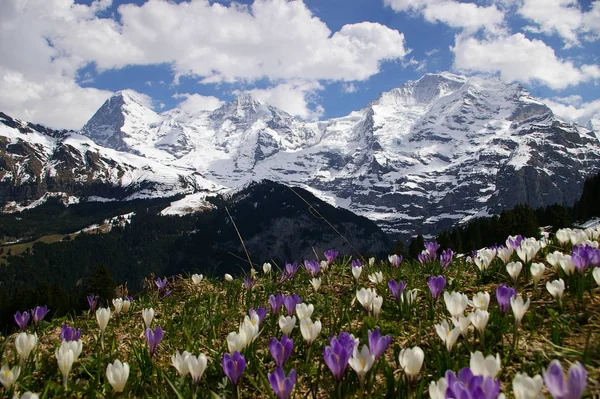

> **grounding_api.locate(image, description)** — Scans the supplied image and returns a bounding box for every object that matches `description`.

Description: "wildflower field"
[1,226,600,398]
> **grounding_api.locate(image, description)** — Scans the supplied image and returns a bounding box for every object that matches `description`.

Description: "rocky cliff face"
[2,72,600,239]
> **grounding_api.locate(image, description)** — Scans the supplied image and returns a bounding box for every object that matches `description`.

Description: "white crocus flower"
[15,332,38,362]
[186,354,208,385]
[369,257,375,266]
[474,248,496,271]
[398,346,425,379]
[349,345,375,380]
[451,315,470,338]
[191,274,204,285]
[470,351,501,378]
[112,298,124,315]
[224,273,233,282]
[546,279,565,302]
[555,228,571,245]
[55,342,77,389]
[368,271,384,284]
[530,263,545,284]
[513,372,543,399]
[356,288,375,311]
[497,247,513,264]
[593,267,600,287]
[106,360,129,393]
[0,365,20,390]
[122,299,131,313]
[402,289,418,306]
[142,308,154,329]
[240,314,260,344]
[371,294,383,317]
[444,291,468,318]
[278,315,296,336]
[352,265,362,281]
[546,251,562,271]
[506,261,522,283]
[295,303,315,320]
[172,351,192,376]
[310,277,322,292]
[559,255,575,275]
[262,263,272,274]
[96,308,111,334]
[510,296,530,324]
[469,309,490,335]
[300,318,321,345]
[435,320,461,352]
[429,377,448,399]
[470,292,490,311]
[226,331,247,353]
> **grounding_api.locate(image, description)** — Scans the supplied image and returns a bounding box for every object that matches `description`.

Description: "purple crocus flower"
[268,367,296,399]
[269,335,294,367]
[418,252,427,265]
[424,241,440,261]
[60,324,82,342]
[440,249,454,269]
[323,332,356,381]
[250,307,268,325]
[155,277,168,292]
[161,289,172,299]
[506,235,523,250]
[87,295,99,314]
[427,275,446,300]
[243,276,257,290]
[368,329,391,360]
[543,360,587,399]
[571,245,596,272]
[279,262,300,284]
[269,293,285,314]
[145,326,164,357]
[283,294,302,316]
[32,305,49,325]
[14,311,30,330]
[351,259,362,269]
[303,260,321,277]
[324,249,339,264]
[222,351,246,386]
[445,368,502,399]
[388,280,407,301]
[496,284,516,315]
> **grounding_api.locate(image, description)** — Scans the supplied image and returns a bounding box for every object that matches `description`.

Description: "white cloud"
[384,0,505,33]
[342,83,358,93]
[173,93,225,113]
[518,0,600,47]
[452,33,600,89]
[542,96,600,125]
[243,81,324,120]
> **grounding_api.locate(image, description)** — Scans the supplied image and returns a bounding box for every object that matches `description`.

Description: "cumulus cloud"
[173,93,225,113]
[1,0,408,128]
[542,96,600,125]
[518,0,600,47]
[452,33,600,90]
[384,0,505,33]
[242,81,324,120]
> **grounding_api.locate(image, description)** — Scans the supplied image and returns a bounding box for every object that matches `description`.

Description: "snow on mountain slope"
[3,73,600,239]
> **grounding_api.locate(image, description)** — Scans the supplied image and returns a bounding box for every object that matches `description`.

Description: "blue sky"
[1,0,599,129]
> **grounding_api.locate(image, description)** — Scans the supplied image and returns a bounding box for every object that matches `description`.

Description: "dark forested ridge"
[0,180,391,329]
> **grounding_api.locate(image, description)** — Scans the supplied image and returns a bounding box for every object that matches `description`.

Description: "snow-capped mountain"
[3,72,600,239]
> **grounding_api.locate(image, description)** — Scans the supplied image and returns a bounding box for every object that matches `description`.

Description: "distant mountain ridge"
[2,72,600,239]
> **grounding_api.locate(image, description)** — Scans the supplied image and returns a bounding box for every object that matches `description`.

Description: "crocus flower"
[55,341,80,389]
[402,288,418,306]
[270,335,293,367]
[356,288,376,311]
[300,318,322,346]
[444,291,468,318]
[470,351,501,379]
[310,277,322,292]
[87,295,99,314]
[162,289,172,299]
[388,254,402,267]
[517,238,541,264]
[0,365,21,390]
[227,331,247,354]
[435,320,461,352]
[243,276,257,290]
[145,327,163,357]
[32,306,49,325]
[295,303,314,320]
[506,234,523,250]
[368,329,391,360]
[388,280,406,301]
[469,309,490,335]
[324,249,338,264]
[191,274,203,285]
[268,367,296,399]
[440,249,454,269]
[60,324,82,342]
[96,308,111,334]
[15,332,37,362]
[368,271,384,284]
[349,345,375,380]
[323,332,356,381]
[186,354,208,385]
[571,245,593,272]
[543,360,587,399]
[279,262,300,283]
[369,257,375,266]
[513,372,543,399]
[497,246,514,264]
[283,294,302,316]
[496,284,516,315]
[530,262,545,284]
[112,298,124,315]
[263,262,272,274]
[427,276,446,300]
[240,313,260,345]
[470,292,490,311]
[279,316,296,336]
[269,293,284,314]
[372,295,383,317]
[547,279,565,303]
[352,264,363,281]
[506,261,523,283]
[452,315,470,338]
[249,306,268,325]
[106,360,129,393]
[142,308,154,329]
[429,376,448,399]
[14,311,30,330]
[424,241,440,261]
[351,259,362,268]
[172,351,191,377]
[304,260,321,277]
[224,274,233,282]
[593,267,600,286]
[445,368,501,399]
[155,277,167,292]
[398,346,424,379]
[222,351,246,386]
[510,295,530,324]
